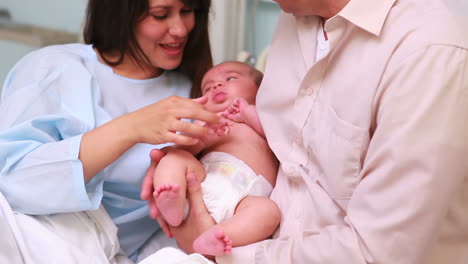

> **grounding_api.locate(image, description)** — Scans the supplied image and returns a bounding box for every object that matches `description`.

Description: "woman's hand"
[122,96,222,146]
[81,96,215,182]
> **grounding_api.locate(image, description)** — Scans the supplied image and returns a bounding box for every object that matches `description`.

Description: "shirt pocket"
[307,104,366,200]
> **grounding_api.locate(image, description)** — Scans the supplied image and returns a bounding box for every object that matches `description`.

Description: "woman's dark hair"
[83,0,212,97]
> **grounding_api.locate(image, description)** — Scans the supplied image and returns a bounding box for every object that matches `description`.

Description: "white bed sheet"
[0,192,214,264]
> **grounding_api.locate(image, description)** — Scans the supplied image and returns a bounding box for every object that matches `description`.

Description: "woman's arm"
[0,50,220,213]
[80,96,220,181]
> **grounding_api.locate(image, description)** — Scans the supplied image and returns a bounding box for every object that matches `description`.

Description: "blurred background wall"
[0,0,86,93]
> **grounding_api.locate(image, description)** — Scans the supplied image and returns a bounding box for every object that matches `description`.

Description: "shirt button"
[290,135,301,145]
[295,136,302,145]
[285,165,297,176]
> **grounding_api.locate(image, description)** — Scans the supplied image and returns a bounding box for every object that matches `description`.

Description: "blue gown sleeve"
[0,47,107,215]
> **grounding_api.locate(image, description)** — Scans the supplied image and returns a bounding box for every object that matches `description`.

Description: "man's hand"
[170,172,216,253]
[140,148,173,237]
[141,148,216,249]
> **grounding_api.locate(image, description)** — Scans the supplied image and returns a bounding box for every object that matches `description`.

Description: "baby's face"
[201,62,258,113]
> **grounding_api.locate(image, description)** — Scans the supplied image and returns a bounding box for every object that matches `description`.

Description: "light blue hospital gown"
[0,44,191,259]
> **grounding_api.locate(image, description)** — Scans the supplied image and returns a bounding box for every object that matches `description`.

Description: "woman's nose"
[169,16,189,37]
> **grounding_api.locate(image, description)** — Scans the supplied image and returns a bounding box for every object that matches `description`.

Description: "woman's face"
[135,0,195,72]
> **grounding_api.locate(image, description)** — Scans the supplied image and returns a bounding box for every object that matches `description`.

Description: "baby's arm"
[222,98,265,137]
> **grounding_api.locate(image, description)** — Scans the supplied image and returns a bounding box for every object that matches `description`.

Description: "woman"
[0,0,218,261]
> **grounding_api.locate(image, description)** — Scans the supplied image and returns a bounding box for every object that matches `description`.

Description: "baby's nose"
[214,83,222,89]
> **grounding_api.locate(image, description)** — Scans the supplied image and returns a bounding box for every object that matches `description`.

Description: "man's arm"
[219,45,468,264]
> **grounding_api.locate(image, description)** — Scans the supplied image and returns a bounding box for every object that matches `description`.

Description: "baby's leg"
[193,196,280,256]
[192,228,232,256]
[153,149,206,227]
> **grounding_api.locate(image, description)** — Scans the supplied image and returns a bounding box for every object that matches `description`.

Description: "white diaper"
[200,151,273,224]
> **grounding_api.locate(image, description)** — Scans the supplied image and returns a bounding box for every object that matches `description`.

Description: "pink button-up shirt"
[217,0,468,263]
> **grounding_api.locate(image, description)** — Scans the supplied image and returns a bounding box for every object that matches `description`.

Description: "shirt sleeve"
[220,45,468,263]
[0,49,106,215]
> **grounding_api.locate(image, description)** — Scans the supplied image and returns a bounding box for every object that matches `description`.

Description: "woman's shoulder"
[19,43,96,69]
[2,44,98,98]
[5,44,96,83]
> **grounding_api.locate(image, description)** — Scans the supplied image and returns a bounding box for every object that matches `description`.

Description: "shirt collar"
[335,0,397,36]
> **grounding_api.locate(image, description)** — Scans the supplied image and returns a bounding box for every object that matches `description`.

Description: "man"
[144,0,468,263]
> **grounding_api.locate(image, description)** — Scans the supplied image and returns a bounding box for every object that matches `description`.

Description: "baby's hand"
[221,98,248,123]
[207,117,232,136]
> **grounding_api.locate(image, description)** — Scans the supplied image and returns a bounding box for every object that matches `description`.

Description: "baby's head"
[201,61,263,113]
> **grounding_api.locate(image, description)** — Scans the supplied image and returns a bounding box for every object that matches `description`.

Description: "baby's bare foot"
[154,184,184,226]
[193,228,233,256]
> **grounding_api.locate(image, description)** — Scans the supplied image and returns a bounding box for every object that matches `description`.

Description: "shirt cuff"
[216,244,256,264]
[70,134,104,210]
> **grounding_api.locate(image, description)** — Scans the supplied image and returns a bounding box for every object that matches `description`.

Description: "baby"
[153,61,280,256]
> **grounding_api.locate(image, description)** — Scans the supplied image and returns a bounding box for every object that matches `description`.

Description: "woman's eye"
[152,14,167,20]
[227,77,236,81]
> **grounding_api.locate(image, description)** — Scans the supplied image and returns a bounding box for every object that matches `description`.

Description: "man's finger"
[149,148,167,162]
[156,216,172,238]
[185,171,207,217]
[141,160,157,200]
[148,197,159,219]
[141,149,166,200]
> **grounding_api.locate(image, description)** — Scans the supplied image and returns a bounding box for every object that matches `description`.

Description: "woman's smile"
[160,42,185,56]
